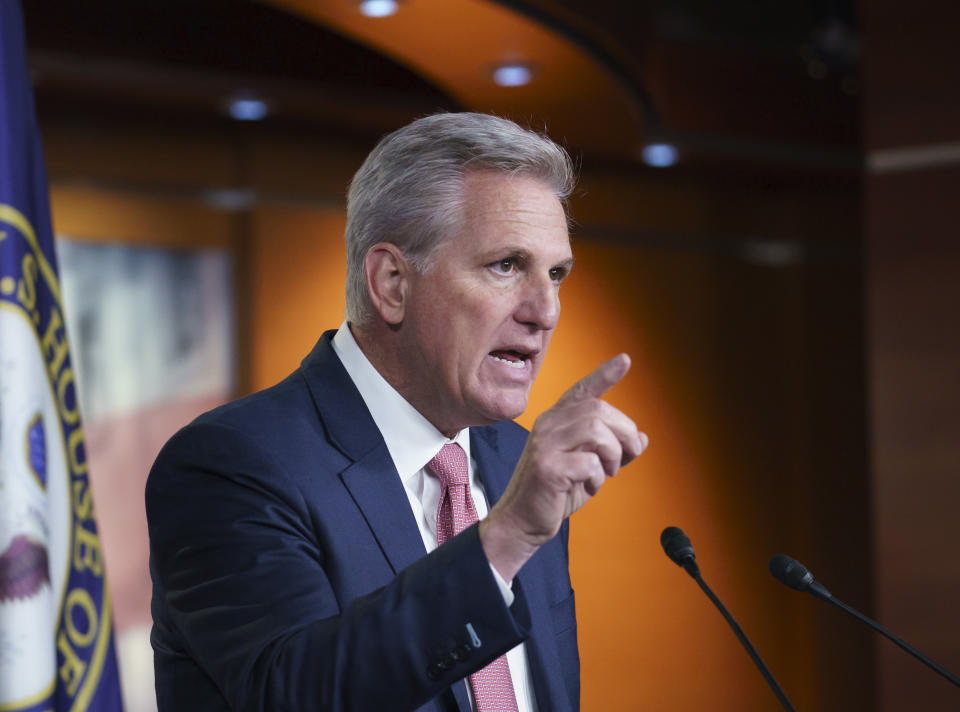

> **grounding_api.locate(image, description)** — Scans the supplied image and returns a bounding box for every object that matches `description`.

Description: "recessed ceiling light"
[228,98,268,121]
[492,64,533,87]
[359,0,398,17]
[641,143,678,167]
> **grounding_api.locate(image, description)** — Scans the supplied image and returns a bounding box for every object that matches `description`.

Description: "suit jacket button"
[427,663,443,680]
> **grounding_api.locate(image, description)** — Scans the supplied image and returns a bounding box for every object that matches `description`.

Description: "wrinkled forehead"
[448,170,567,238]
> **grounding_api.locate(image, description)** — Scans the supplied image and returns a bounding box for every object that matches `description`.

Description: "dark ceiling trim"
[658,129,862,172]
[487,0,660,132]
[29,50,458,117]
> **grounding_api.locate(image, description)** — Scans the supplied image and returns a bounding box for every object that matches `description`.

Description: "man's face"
[397,171,573,435]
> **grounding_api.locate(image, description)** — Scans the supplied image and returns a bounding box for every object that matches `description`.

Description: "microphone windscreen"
[769,554,814,591]
[661,526,695,566]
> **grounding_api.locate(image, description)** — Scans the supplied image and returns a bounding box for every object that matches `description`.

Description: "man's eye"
[494,259,515,273]
[549,267,567,282]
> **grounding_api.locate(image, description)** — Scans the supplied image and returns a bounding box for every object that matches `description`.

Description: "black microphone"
[660,526,699,577]
[768,554,831,600]
[770,554,960,689]
[661,527,796,712]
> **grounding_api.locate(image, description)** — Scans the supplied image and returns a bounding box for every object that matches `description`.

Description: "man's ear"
[364,242,409,325]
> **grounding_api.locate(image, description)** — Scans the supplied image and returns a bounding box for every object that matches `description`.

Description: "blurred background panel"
[55,235,234,712]
[22,0,960,710]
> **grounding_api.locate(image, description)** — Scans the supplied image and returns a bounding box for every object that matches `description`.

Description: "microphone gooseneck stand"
[662,527,797,712]
[769,554,960,689]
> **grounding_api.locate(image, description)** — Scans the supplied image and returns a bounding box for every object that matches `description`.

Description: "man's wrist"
[478,514,540,583]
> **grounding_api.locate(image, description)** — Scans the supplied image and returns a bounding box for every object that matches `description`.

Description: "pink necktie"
[429,443,520,712]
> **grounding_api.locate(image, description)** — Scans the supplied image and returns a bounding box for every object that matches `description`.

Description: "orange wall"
[248,204,348,386]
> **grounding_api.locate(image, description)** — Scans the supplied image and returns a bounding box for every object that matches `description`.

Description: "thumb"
[556,353,631,405]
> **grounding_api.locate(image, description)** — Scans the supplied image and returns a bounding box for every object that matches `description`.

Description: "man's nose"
[515,277,560,330]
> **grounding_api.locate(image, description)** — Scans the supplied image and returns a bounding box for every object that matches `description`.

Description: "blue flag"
[0,2,125,710]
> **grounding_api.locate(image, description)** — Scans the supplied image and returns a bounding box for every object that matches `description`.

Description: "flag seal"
[1,206,114,712]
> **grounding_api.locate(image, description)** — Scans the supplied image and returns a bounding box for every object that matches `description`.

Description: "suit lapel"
[470,427,508,504]
[339,446,427,575]
[301,332,426,575]
[471,426,573,712]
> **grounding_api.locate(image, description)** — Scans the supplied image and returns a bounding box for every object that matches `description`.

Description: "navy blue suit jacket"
[147,331,580,711]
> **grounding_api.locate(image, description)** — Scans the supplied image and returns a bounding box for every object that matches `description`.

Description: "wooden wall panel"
[866,166,960,710]
[863,1,960,709]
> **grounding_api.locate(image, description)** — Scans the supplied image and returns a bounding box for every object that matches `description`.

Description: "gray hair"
[344,112,576,324]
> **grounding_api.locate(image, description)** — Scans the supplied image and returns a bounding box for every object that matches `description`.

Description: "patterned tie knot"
[427,443,469,488]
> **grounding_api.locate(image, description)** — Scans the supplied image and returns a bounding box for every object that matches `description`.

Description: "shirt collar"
[331,322,471,483]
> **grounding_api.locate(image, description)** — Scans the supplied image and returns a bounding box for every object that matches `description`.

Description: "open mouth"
[488,350,530,370]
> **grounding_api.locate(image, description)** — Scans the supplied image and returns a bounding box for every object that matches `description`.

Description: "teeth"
[491,354,526,369]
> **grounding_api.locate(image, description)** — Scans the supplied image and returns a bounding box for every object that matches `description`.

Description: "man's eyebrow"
[554,257,575,272]
[481,246,530,261]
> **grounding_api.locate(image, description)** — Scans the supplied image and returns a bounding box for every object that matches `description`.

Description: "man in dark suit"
[147,112,646,712]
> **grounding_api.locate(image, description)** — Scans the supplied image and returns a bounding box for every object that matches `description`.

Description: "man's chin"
[477,395,528,424]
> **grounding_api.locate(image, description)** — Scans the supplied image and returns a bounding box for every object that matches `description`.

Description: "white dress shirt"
[332,322,537,712]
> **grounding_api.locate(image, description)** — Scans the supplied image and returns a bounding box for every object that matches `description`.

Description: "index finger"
[556,353,631,405]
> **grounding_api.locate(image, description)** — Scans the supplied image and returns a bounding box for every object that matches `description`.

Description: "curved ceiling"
[267,0,647,159]
[266,0,858,168]
[24,0,859,171]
